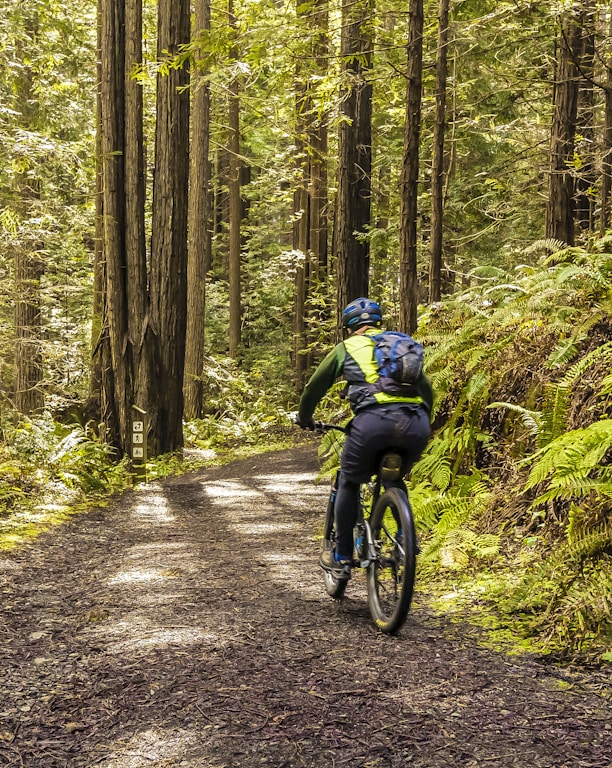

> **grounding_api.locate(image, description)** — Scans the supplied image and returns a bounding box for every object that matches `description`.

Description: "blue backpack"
[371,331,424,392]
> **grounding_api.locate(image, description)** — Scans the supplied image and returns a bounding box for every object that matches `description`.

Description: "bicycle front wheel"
[321,482,348,599]
[367,487,416,633]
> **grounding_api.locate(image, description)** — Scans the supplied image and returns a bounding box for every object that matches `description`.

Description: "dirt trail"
[0,445,610,768]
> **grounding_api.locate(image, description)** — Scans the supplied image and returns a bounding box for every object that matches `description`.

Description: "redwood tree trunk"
[14,15,44,415]
[601,17,612,235]
[574,1,596,232]
[228,0,242,359]
[125,0,155,422]
[14,248,44,415]
[546,12,581,245]
[149,0,191,454]
[89,0,104,422]
[336,0,373,323]
[399,0,424,334]
[184,0,212,419]
[293,72,310,388]
[429,0,449,305]
[99,0,128,449]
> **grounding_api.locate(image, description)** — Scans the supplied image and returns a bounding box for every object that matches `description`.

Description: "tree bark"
[14,248,44,415]
[574,1,596,232]
[228,0,242,359]
[546,12,581,246]
[336,0,373,324]
[293,72,310,388]
[429,0,449,305]
[310,0,329,276]
[184,0,212,419]
[125,0,155,423]
[14,14,44,415]
[89,0,104,423]
[399,0,424,334]
[601,16,612,235]
[99,0,128,449]
[149,0,190,454]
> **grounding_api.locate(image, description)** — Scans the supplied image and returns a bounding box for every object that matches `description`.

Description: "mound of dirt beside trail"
[0,445,610,767]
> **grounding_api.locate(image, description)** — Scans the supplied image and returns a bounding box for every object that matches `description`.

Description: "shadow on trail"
[0,445,609,768]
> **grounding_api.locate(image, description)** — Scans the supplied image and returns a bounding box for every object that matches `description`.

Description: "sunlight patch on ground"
[261,482,328,496]
[92,614,222,655]
[95,727,204,768]
[119,542,200,573]
[254,471,319,483]
[130,493,175,524]
[201,480,261,502]
[108,568,171,585]
[230,521,298,535]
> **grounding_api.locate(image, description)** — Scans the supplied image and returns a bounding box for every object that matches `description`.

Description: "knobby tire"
[367,487,416,634]
[321,482,348,599]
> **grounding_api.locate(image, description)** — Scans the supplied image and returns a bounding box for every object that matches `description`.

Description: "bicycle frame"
[314,420,416,632]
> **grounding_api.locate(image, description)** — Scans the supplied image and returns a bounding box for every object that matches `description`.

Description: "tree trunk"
[14,248,44,415]
[399,0,424,334]
[310,0,329,277]
[429,0,449,305]
[546,12,581,246]
[99,0,128,449]
[14,15,44,416]
[228,0,242,359]
[125,0,155,423]
[293,73,310,388]
[149,0,190,454]
[89,0,104,424]
[601,16,612,235]
[184,0,212,419]
[574,1,596,232]
[336,0,373,323]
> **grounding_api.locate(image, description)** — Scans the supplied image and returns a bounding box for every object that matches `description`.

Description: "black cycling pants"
[333,405,431,558]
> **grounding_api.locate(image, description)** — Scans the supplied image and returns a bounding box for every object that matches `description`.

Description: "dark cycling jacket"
[298,328,433,423]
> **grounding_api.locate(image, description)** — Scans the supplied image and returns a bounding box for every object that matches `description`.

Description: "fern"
[487,402,541,437]
[413,477,496,570]
[316,429,345,481]
[523,419,612,498]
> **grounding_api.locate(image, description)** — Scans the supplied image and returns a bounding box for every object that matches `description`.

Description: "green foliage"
[413,239,612,659]
[522,420,612,510]
[0,413,131,550]
[412,473,499,570]
[2,414,128,498]
[0,0,97,405]
[497,534,612,659]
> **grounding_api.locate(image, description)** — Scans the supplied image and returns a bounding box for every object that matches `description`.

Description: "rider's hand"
[297,415,315,431]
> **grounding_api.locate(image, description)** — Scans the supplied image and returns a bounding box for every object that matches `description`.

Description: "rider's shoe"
[319,549,352,580]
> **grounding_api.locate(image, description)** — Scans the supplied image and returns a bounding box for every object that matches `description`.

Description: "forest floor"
[0,444,610,768]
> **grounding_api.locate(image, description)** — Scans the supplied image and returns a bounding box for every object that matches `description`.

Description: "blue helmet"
[342,297,382,331]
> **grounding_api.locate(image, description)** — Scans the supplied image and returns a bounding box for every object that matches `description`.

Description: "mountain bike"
[316,422,417,634]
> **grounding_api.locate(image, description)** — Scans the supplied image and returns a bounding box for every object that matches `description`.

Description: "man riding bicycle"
[297,297,433,577]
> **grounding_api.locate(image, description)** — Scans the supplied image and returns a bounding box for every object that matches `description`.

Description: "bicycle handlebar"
[313,421,347,434]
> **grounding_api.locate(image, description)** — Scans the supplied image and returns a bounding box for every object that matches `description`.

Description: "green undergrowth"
[0,406,300,551]
[410,238,612,667]
[0,414,132,551]
[316,239,612,667]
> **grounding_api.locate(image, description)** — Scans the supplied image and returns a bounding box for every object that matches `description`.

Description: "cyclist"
[297,297,433,577]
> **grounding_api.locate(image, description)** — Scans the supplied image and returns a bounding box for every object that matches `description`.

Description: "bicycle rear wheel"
[367,487,416,633]
[321,482,349,599]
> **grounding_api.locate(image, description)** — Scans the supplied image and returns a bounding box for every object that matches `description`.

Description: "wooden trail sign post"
[131,404,148,481]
